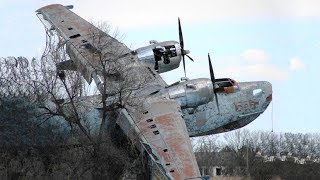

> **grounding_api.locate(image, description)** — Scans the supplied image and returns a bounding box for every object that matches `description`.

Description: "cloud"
[167,49,290,81]
[226,49,289,80]
[214,49,305,81]
[223,63,289,81]
[241,49,269,63]
[289,57,306,71]
[71,0,320,29]
[162,49,299,82]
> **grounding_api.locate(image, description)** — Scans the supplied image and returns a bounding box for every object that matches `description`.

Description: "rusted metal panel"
[136,99,201,180]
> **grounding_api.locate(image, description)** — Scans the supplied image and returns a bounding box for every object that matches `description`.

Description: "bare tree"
[195,129,320,178]
[223,129,251,152]
[0,22,147,179]
[194,135,221,174]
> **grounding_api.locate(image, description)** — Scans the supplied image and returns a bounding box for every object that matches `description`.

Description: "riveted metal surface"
[36,4,167,87]
[136,99,201,180]
[164,78,214,108]
[182,81,272,136]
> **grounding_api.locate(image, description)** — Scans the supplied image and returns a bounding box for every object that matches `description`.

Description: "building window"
[216,167,222,176]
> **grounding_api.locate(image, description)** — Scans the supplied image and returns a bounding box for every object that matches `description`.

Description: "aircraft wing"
[36,4,165,86]
[119,98,201,179]
[36,4,201,179]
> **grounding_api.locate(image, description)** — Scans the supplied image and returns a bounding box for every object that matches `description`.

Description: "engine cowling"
[135,41,182,73]
[164,78,214,108]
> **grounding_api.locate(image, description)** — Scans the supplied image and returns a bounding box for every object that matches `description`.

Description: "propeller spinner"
[208,53,220,114]
[178,18,194,77]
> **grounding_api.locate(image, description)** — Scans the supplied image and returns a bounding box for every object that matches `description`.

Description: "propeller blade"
[208,53,220,113]
[178,17,184,51]
[182,55,186,77]
[208,53,215,83]
[186,54,194,62]
[214,92,220,114]
[179,18,194,77]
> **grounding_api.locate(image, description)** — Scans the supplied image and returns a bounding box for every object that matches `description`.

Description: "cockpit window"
[216,78,234,87]
[215,78,238,93]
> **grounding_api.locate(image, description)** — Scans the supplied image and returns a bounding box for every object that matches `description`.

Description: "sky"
[0,0,319,133]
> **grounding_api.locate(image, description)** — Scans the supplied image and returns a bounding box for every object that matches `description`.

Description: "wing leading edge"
[36,4,166,87]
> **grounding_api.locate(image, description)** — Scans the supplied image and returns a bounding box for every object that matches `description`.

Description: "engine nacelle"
[164,78,214,108]
[135,41,182,73]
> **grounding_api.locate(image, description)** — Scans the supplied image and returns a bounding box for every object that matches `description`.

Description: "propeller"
[208,53,220,114]
[178,18,194,77]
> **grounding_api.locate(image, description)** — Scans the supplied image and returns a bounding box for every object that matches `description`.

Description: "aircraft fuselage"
[152,78,272,136]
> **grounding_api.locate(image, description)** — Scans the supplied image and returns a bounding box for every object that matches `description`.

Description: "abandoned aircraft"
[36,4,272,180]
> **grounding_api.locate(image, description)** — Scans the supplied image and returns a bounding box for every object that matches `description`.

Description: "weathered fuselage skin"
[152,78,272,137]
[134,41,272,137]
[41,79,271,138]
[182,81,272,136]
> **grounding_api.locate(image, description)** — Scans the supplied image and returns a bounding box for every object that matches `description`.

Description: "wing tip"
[35,4,64,13]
